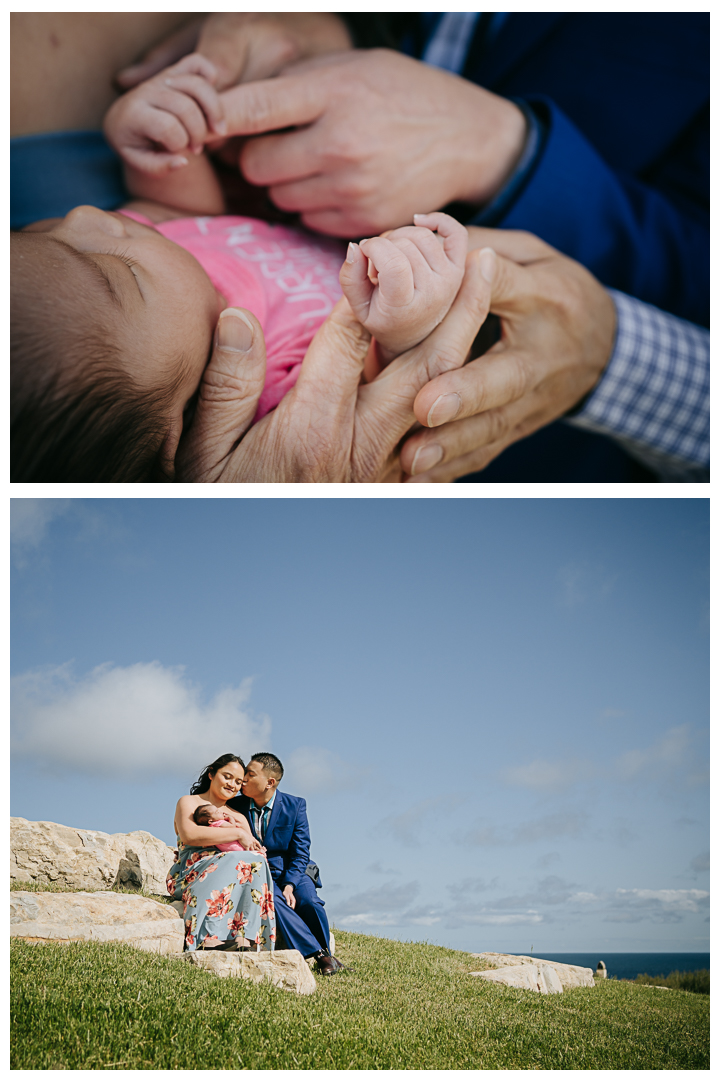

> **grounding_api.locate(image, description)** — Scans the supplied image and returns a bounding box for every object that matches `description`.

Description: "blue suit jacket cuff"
[467,98,547,228]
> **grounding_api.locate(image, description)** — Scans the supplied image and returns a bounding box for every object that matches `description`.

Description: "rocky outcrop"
[10,817,175,895]
[185,948,316,994]
[471,962,563,994]
[10,890,183,954]
[470,952,595,993]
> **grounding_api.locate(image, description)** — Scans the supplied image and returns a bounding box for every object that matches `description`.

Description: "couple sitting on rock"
[168,752,344,976]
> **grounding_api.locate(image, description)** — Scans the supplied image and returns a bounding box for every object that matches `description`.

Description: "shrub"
[634,969,709,995]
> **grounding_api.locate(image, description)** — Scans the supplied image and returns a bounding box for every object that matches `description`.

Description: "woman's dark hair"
[190,754,245,795]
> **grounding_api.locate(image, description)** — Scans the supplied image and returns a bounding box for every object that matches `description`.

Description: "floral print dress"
[166,839,276,952]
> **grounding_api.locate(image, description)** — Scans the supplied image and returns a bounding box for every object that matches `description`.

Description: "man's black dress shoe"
[315,954,341,976]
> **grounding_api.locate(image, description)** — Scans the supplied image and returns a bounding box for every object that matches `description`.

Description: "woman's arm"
[174,796,253,848]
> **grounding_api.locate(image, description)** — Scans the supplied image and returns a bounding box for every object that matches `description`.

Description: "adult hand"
[283,885,296,910]
[175,252,493,483]
[400,230,617,481]
[220,49,527,236]
[116,13,352,93]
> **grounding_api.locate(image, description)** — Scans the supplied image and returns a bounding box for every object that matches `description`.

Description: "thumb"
[478,246,532,319]
[293,296,370,414]
[175,308,266,482]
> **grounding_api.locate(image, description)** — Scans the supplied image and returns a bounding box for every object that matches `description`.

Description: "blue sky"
[11,497,709,954]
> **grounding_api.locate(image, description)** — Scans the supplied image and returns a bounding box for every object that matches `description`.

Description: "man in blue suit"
[228,753,343,976]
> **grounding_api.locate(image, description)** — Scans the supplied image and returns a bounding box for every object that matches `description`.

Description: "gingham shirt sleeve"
[568,290,709,482]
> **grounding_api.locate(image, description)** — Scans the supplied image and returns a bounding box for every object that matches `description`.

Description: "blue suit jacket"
[227,790,315,891]
[452,13,709,328]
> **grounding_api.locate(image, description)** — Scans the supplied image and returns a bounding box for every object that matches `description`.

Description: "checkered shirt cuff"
[569,290,709,481]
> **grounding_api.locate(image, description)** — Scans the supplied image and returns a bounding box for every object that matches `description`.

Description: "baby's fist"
[104,53,226,175]
[340,211,468,362]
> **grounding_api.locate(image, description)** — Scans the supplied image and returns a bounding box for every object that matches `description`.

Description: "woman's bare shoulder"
[176,793,204,810]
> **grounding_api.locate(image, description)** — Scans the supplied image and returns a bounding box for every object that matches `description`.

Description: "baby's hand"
[339,212,468,363]
[103,53,227,175]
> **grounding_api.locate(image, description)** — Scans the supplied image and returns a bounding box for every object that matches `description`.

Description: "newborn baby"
[11,53,467,482]
[192,803,247,852]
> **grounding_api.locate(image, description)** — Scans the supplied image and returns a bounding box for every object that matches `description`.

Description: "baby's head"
[11,205,223,481]
[193,803,224,826]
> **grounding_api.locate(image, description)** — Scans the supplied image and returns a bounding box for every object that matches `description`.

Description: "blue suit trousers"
[272,874,331,957]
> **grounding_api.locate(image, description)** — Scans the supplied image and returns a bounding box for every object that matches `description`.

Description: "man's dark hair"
[192,803,215,825]
[251,752,284,782]
[11,230,185,482]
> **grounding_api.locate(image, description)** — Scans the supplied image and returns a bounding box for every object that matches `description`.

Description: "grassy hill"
[11,930,709,1070]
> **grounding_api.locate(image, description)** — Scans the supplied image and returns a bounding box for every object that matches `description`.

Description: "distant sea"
[514,953,710,982]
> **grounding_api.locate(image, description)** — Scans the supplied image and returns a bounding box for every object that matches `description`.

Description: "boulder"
[470,952,595,990]
[471,962,564,994]
[185,948,316,994]
[10,817,175,895]
[10,890,183,954]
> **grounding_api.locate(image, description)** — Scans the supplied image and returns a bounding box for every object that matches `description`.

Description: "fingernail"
[479,247,496,284]
[427,392,461,427]
[214,119,227,136]
[411,444,443,475]
[170,157,188,169]
[217,310,253,351]
[346,242,357,264]
[413,213,429,220]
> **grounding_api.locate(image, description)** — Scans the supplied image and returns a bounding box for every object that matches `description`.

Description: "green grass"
[11,880,172,902]
[11,931,709,1070]
[633,969,710,995]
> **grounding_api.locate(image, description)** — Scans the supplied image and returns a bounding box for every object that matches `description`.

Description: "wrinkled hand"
[340,212,467,363]
[400,230,617,481]
[283,885,296,910]
[116,13,352,93]
[104,53,226,175]
[175,253,493,484]
[219,49,527,236]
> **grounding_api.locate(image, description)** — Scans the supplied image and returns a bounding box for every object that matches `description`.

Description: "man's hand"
[282,884,296,910]
[175,252,494,483]
[340,212,467,364]
[117,13,352,93]
[219,49,527,236]
[104,53,226,175]
[400,230,617,481]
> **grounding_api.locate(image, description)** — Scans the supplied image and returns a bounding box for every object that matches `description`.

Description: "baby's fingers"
[358,236,415,307]
[163,72,227,137]
[164,51,219,83]
[122,145,189,175]
[414,212,468,268]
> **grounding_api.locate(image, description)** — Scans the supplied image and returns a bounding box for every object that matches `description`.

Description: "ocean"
[514,952,710,982]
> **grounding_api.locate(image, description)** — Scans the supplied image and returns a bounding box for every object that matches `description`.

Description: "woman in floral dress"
[167,753,276,952]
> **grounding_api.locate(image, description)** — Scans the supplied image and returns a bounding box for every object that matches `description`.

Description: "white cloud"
[11,662,270,779]
[449,911,544,926]
[615,725,690,780]
[502,757,590,792]
[11,499,72,549]
[557,562,617,608]
[284,746,363,796]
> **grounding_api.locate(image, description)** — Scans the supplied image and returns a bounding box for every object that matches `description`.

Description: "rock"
[471,962,563,994]
[185,948,316,994]
[595,960,607,978]
[10,817,175,895]
[470,952,595,989]
[10,890,183,954]
[329,931,336,956]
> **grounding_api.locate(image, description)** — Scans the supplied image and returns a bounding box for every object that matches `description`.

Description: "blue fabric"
[416,11,709,481]
[229,789,330,957]
[570,290,709,481]
[459,13,709,328]
[11,130,127,229]
[166,842,276,951]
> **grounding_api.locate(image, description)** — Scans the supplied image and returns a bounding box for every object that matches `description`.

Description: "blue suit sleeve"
[471,96,709,328]
[283,798,311,890]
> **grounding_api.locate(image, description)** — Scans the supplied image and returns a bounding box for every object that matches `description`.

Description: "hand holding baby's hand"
[104,53,226,175]
[340,212,468,362]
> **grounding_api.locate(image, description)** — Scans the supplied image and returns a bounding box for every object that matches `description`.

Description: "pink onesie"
[207,818,245,852]
[121,211,345,420]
